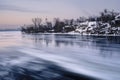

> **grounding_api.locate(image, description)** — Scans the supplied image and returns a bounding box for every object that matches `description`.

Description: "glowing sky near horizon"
[0,0,120,28]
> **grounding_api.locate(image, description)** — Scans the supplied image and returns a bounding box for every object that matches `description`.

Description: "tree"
[32,18,42,32]
[32,18,42,27]
[64,19,70,25]
[77,17,87,23]
[99,9,118,23]
[53,18,65,32]
[88,16,96,21]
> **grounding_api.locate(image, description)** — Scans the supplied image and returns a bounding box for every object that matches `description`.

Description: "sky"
[0,0,120,29]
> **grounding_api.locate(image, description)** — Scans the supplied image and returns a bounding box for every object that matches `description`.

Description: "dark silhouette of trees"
[77,17,87,23]
[53,18,65,32]
[45,18,53,32]
[21,9,120,34]
[99,9,118,23]
[32,18,42,33]
[88,16,97,21]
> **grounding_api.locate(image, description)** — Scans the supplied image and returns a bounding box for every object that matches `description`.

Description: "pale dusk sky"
[0,0,120,28]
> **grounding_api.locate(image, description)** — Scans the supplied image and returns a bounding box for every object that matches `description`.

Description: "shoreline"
[22,32,120,37]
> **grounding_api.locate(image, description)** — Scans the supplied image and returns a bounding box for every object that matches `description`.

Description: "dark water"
[0,31,120,80]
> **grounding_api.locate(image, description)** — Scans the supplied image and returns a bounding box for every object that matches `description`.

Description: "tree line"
[21,9,120,33]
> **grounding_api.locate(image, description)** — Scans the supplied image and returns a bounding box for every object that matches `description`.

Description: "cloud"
[0,4,48,13]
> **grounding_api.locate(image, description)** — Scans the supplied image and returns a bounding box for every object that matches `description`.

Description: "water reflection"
[0,31,22,49]
[22,34,120,58]
[20,33,120,80]
[0,31,120,80]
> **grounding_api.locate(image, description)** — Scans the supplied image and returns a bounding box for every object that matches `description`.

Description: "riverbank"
[22,32,120,37]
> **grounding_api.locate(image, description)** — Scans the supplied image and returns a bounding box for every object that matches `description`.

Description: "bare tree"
[32,18,42,28]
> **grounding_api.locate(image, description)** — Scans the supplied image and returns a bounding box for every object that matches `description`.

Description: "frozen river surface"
[0,31,120,80]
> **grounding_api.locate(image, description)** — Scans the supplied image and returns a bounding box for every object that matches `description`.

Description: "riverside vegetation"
[21,9,120,35]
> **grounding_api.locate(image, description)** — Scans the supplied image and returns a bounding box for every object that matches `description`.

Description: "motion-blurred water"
[0,31,120,80]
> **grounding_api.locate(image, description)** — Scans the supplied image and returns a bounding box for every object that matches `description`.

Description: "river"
[0,31,120,80]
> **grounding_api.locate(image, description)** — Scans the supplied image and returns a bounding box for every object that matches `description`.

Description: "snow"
[88,21,98,28]
[115,14,120,20]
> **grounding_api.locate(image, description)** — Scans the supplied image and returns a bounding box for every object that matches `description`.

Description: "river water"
[0,31,120,80]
